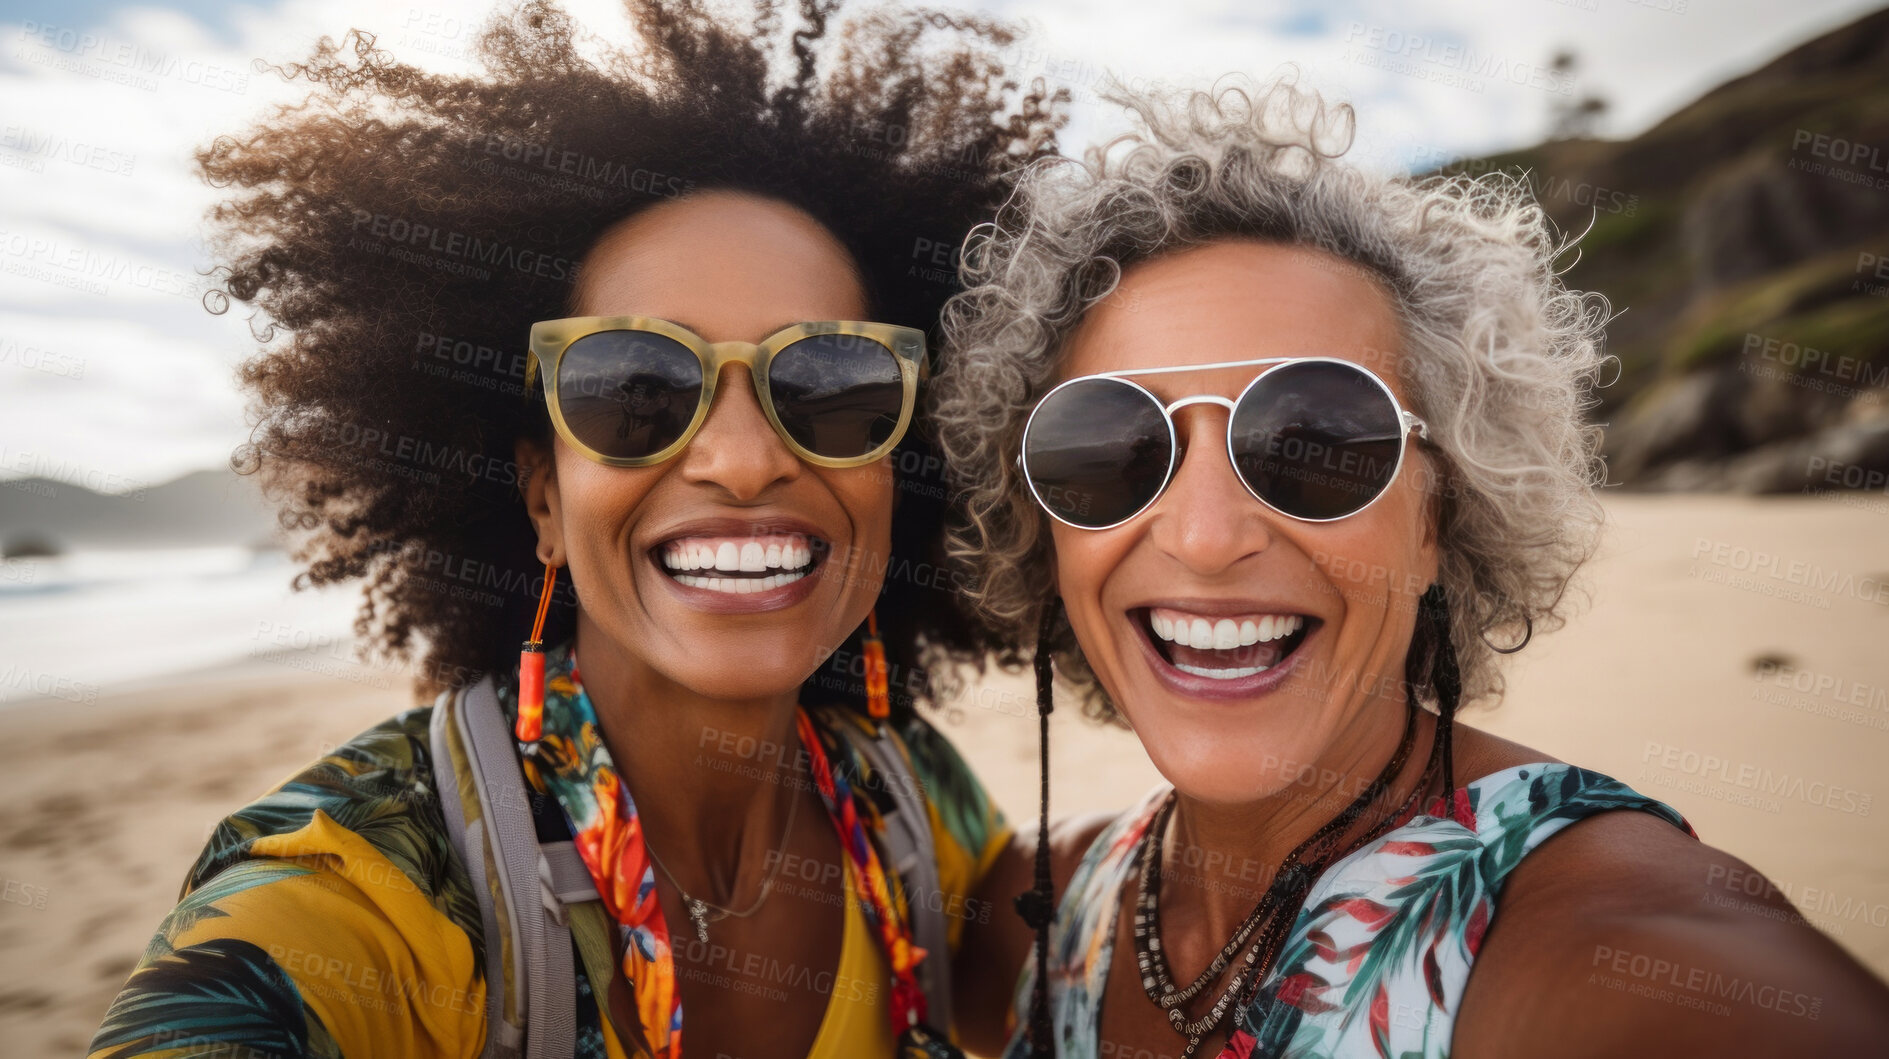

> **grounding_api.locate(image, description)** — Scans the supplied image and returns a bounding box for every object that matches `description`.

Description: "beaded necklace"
[1129,697,1436,1058]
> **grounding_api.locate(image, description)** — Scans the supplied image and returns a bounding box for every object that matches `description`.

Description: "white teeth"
[1189,618,1212,647]
[673,569,810,594]
[1175,662,1269,680]
[658,536,819,575]
[1148,609,1305,649]
[1212,619,1239,650]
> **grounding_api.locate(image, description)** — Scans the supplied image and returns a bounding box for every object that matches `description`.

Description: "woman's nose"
[672,363,802,499]
[1145,404,1274,573]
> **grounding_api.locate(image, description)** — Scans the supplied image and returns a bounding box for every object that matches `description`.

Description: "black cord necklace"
[1130,697,1440,1058]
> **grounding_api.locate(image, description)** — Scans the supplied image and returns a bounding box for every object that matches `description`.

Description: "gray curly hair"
[927,74,1616,721]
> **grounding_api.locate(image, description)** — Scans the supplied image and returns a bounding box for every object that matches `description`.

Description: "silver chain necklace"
[644,782,802,943]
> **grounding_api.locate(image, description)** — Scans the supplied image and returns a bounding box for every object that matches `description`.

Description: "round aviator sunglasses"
[1019,356,1432,529]
[524,316,927,468]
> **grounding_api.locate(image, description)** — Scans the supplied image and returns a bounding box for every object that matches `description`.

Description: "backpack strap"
[833,716,953,1030]
[434,686,952,1051]
[432,676,609,1059]
[429,687,517,1058]
[542,838,625,1052]
[539,841,602,906]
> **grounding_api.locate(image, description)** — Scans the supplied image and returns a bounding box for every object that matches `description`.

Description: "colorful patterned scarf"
[496,639,924,1057]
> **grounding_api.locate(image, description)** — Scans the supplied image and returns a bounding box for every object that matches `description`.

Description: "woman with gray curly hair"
[938,78,1889,1059]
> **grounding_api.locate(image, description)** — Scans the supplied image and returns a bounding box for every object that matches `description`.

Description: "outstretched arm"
[1456,809,1889,1057]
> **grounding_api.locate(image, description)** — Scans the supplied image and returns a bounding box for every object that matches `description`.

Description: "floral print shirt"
[1005,763,1695,1059]
[87,640,1009,1059]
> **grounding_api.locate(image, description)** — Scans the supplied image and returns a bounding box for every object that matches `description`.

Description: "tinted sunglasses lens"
[766,333,906,459]
[1023,378,1173,528]
[554,330,702,460]
[1229,361,1406,520]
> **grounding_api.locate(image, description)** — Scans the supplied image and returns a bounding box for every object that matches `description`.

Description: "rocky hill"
[0,467,278,555]
[1441,8,1889,492]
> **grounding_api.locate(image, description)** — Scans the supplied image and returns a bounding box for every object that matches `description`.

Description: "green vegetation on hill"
[1434,9,1889,490]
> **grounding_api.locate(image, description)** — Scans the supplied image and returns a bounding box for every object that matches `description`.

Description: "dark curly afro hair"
[205,0,1063,710]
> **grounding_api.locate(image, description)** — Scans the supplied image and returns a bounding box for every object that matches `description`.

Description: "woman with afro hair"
[88,2,1060,1057]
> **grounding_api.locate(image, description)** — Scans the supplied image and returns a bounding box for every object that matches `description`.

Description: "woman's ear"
[515,435,566,566]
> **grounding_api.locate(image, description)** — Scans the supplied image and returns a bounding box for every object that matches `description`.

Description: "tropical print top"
[1004,763,1696,1059]
[87,638,1010,1059]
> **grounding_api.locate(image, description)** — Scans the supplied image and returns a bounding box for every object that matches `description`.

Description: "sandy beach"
[2,493,1885,1057]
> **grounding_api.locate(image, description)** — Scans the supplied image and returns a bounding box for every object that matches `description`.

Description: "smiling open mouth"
[1137,606,1317,680]
[654,534,827,594]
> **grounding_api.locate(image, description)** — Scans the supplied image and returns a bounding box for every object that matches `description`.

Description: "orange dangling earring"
[516,561,558,742]
[863,609,890,720]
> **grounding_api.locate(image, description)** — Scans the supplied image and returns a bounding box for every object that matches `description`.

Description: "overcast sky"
[1,0,1881,494]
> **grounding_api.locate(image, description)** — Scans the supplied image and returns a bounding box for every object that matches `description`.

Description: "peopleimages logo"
[15,21,250,94]
[1792,130,1889,173]
[471,132,690,199]
[0,230,203,299]
[1341,22,1575,96]
[1590,945,1821,1021]
[1690,537,1889,607]
[1789,129,1889,191]
[0,125,136,176]
[349,211,577,281]
[1641,742,1872,816]
[1743,332,1889,385]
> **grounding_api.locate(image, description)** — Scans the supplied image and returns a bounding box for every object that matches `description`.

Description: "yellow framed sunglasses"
[525,316,927,469]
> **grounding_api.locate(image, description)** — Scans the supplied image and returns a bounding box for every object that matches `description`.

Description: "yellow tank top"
[807,877,896,1057]
[583,872,892,1059]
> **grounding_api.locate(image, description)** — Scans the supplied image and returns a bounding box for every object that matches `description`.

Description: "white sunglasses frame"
[1018,356,1432,530]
